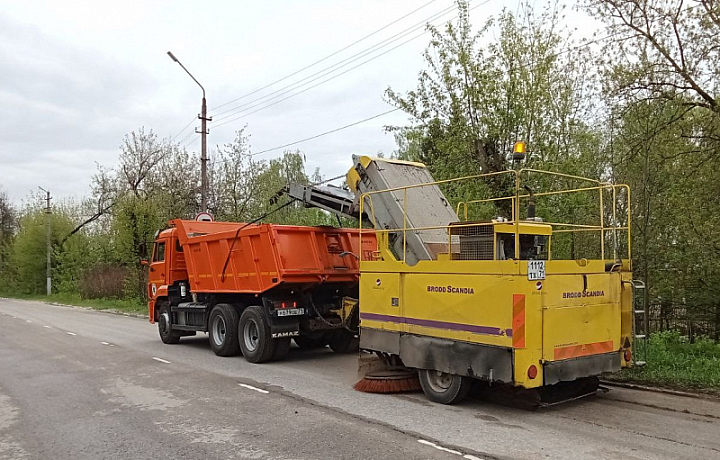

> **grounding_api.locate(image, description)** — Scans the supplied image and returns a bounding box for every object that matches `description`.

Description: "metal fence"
[647,304,720,341]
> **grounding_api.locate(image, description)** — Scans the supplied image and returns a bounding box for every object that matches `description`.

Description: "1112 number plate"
[528,260,546,280]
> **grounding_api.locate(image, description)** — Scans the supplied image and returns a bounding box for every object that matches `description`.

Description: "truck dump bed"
[172,219,373,294]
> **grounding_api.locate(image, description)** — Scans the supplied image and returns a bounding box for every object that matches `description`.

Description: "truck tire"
[327,330,359,353]
[271,338,291,361]
[239,306,275,363]
[208,304,240,357]
[418,369,472,405]
[157,303,181,344]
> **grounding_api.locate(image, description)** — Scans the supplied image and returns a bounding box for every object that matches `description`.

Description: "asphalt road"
[1,298,719,460]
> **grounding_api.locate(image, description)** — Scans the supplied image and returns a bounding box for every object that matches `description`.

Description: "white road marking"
[239,383,269,394]
[152,357,171,364]
[66,332,77,336]
[418,439,482,459]
[26,320,32,323]
[43,326,51,329]
[418,440,462,456]
[100,341,110,345]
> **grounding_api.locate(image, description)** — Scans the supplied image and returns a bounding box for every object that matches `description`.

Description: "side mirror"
[140,259,149,266]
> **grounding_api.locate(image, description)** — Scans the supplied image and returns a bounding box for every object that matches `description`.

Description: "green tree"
[0,188,16,278]
[255,151,337,226]
[586,0,720,336]
[6,207,79,295]
[386,1,602,219]
[211,128,265,222]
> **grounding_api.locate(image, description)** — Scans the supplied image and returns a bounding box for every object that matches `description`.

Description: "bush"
[615,331,720,391]
[80,264,129,299]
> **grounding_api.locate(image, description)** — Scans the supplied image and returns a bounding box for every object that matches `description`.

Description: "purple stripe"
[360,312,512,337]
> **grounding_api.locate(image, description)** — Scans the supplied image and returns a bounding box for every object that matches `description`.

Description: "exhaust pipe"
[524,185,536,219]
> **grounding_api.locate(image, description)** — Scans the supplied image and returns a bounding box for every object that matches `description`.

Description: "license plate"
[277,308,305,317]
[528,260,546,280]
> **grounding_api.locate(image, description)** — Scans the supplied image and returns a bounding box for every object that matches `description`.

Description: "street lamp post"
[167,51,211,212]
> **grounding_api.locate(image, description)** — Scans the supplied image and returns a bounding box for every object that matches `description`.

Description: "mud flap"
[268,316,300,339]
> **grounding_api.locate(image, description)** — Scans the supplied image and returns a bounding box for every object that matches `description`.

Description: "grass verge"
[1,292,147,316]
[605,330,720,396]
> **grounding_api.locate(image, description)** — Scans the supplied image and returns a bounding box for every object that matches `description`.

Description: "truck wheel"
[271,338,291,361]
[294,334,326,349]
[239,306,275,363]
[418,369,472,405]
[327,330,359,353]
[157,303,181,344]
[208,304,240,357]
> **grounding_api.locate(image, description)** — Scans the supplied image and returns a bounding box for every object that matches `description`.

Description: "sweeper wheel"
[418,369,472,405]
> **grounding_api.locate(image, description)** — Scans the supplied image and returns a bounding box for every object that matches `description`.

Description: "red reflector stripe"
[512,294,526,348]
[554,340,614,360]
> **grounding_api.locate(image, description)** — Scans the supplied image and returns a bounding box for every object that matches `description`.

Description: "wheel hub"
[243,319,259,352]
[425,370,454,392]
[212,315,226,346]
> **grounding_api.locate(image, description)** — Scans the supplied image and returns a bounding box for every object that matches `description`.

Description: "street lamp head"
[167,51,179,62]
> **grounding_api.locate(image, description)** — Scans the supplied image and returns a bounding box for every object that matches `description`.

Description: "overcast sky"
[0,0,596,206]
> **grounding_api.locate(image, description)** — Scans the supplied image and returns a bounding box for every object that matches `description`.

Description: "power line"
[184,0,502,154]
[178,130,196,146]
[175,2,448,150]
[210,1,464,122]
[186,135,200,148]
[172,117,198,142]
[211,3,482,131]
[211,30,429,131]
[210,0,440,113]
[249,108,400,157]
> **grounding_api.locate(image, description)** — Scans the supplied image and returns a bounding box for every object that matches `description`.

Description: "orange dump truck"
[147,219,374,362]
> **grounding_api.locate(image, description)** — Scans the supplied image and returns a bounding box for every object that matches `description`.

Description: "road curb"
[600,379,720,401]
[45,301,148,319]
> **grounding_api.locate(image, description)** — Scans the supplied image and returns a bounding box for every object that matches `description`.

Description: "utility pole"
[38,187,51,296]
[198,95,210,212]
[167,51,212,212]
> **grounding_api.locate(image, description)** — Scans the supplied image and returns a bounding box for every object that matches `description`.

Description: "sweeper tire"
[418,369,472,405]
[239,306,275,363]
[208,303,241,357]
[157,302,181,345]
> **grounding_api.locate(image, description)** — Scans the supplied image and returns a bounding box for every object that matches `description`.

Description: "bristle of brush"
[353,376,422,394]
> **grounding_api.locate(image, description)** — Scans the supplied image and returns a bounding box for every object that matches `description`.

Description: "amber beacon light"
[512,141,527,161]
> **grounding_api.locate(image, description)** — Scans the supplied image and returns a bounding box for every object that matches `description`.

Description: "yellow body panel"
[539,273,621,361]
[360,256,628,389]
[359,272,403,333]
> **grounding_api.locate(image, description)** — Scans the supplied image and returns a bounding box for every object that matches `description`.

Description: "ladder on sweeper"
[630,280,648,366]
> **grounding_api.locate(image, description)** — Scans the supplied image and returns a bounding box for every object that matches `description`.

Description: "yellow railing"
[358,168,632,265]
